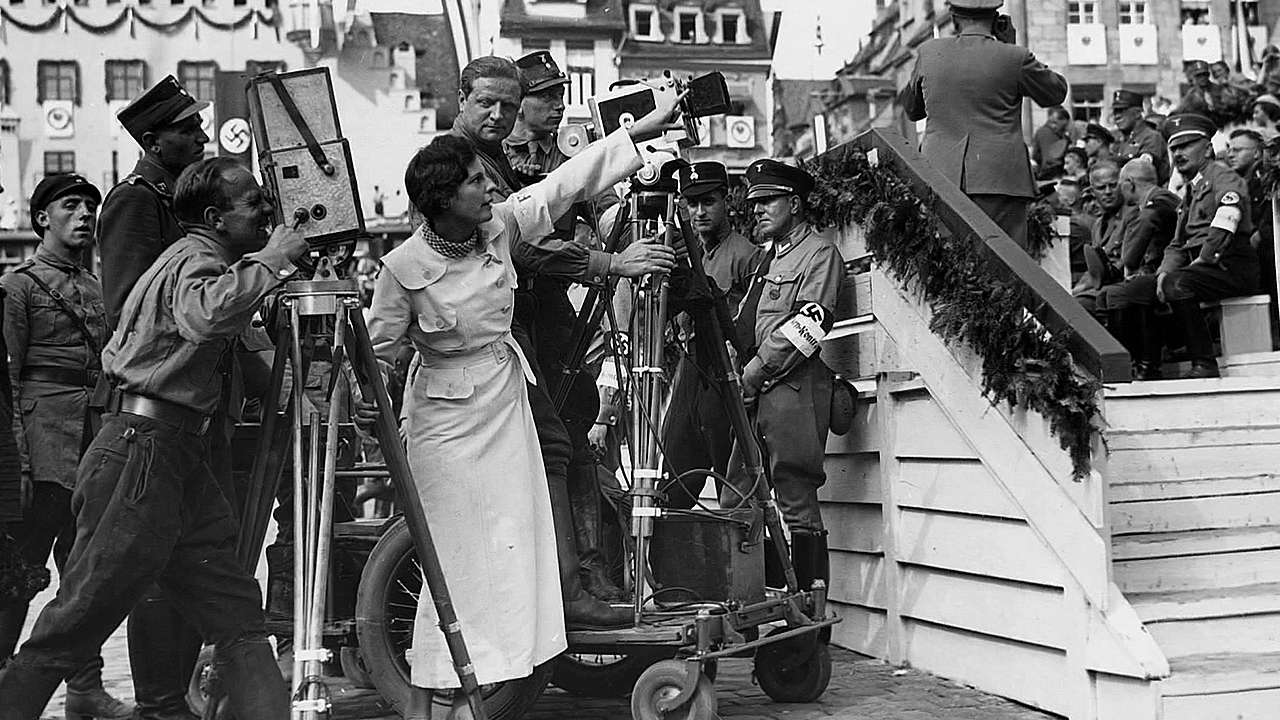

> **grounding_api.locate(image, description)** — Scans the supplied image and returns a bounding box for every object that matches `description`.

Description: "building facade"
[0,0,466,268]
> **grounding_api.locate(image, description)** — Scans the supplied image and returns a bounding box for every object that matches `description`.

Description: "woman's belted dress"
[366,128,643,688]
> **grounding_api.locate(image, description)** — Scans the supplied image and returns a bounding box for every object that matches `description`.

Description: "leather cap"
[1112,89,1144,111]
[515,51,569,95]
[676,161,729,198]
[745,159,813,201]
[29,173,101,237]
[116,75,209,147]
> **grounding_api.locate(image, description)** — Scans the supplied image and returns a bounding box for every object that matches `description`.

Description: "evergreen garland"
[801,147,1102,479]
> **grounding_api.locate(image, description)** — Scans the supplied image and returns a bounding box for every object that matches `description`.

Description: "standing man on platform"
[1031,106,1072,180]
[97,74,211,720]
[662,161,759,508]
[728,160,843,595]
[899,0,1067,249]
[0,175,130,720]
[450,55,674,625]
[1112,89,1170,186]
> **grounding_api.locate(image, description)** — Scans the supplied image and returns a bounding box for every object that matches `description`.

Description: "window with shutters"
[1072,84,1104,123]
[105,60,147,102]
[37,61,78,104]
[178,61,217,102]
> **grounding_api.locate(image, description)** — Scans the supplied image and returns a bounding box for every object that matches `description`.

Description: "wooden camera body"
[247,68,365,248]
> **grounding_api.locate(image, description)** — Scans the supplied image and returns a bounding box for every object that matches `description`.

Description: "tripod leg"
[345,308,489,720]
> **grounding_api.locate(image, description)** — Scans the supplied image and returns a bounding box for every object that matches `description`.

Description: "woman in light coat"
[366,92,681,718]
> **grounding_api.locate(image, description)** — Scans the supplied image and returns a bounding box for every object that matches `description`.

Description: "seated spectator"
[1251,94,1280,137]
[1061,147,1089,184]
[1083,123,1115,166]
[1073,161,1125,314]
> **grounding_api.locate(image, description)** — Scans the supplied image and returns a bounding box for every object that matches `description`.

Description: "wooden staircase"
[1107,377,1280,719]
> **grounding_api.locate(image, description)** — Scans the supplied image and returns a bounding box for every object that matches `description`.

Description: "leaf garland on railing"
[801,147,1103,479]
[0,5,277,36]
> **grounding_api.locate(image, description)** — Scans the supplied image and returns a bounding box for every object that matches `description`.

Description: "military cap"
[1112,89,1144,111]
[676,161,729,198]
[1163,113,1216,147]
[117,75,210,147]
[745,159,814,201]
[1184,59,1211,76]
[946,0,1003,9]
[1143,113,1167,131]
[29,173,101,237]
[1254,93,1280,113]
[515,51,569,95]
[1083,123,1114,144]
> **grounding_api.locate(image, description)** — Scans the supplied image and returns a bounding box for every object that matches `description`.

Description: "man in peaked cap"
[0,175,131,720]
[900,0,1067,249]
[1112,89,1170,186]
[1083,122,1115,166]
[505,50,572,182]
[726,158,843,598]
[1106,113,1258,378]
[661,161,759,511]
[97,73,210,720]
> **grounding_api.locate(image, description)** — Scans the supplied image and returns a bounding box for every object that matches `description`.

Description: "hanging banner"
[215,70,252,165]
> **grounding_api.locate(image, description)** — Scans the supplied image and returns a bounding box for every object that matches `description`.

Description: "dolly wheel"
[753,628,832,703]
[629,659,718,720]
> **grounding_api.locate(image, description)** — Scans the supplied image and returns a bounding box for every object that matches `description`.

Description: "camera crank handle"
[292,207,310,230]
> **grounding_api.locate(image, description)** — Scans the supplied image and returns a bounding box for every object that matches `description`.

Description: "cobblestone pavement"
[26,585,1056,720]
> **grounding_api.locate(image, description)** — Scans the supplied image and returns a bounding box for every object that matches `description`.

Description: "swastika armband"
[1211,191,1242,233]
[779,302,833,357]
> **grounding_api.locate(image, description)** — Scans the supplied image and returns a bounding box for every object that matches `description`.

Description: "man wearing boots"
[662,161,759,509]
[451,55,674,625]
[0,157,307,720]
[97,75,212,720]
[0,175,130,719]
[1113,113,1258,379]
[726,160,844,595]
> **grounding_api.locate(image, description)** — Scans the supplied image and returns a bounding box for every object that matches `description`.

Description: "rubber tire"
[340,645,376,689]
[551,649,671,698]
[355,518,552,718]
[630,659,718,720]
[753,628,833,703]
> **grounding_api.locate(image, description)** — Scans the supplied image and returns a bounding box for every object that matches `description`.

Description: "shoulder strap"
[14,266,100,356]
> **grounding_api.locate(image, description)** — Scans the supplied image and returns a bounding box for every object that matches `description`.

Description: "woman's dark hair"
[459,56,522,98]
[405,134,477,218]
[172,157,244,226]
[1254,99,1280,123]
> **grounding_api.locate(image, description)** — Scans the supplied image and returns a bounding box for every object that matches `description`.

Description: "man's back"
[903,32,1067,198]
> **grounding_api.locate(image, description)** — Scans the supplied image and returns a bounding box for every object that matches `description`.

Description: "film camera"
[558,71,731,185]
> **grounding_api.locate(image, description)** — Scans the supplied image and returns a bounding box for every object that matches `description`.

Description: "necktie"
[733,245,776,355]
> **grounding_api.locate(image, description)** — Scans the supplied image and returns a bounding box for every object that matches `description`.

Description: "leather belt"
[112,392,213,436]
[21,366,99,388]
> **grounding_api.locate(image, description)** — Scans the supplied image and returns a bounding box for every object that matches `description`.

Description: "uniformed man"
[1073,161,1125,315]
[899,0,1067,249]
[450,55,675,626]
[726,159,844,595]
[1083,122,1115,167]
[661,161,759,509]
[98,74,211,720]
[1111,89,1170,186]
[505,51,570,183]
[1110,113,1258,379]
[0,175,130,719]
[0,157,308,720]
[1094,159,1181,380]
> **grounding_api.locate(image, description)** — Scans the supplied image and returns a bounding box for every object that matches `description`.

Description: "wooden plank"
[896,509,1063,587]
[1164,651,1280,695]
[877,377,906,663]
[824,503,884,554]
[1109,442,1280,484]
[1113,527,1280,561]
[1145,611,1280,658]
[1114,548,1280,594]
[1162,686,1280,720]
[1104,379,1280,431]
[891,391,977,459]
[828,549,888,609]
[899,618,1071,715]
[824,400,880,455]
[1109,425,1280,451]
[1093,673,1161,720]
[896,565,1067,649]
[827,601,888,658]
[1111,492,1280,534]
[1111,474,1280,501]
[1129,582,1280,622]
[819,452,881,504]
[896,457,1022,520]
[847,130,1129,381]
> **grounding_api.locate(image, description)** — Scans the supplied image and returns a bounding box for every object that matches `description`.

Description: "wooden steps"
[1106,378,1280,719]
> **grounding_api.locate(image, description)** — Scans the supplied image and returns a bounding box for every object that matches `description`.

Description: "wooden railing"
[832,128,1132,383]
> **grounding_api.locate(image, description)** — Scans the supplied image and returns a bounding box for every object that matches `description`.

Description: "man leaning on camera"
[0,157,308,720]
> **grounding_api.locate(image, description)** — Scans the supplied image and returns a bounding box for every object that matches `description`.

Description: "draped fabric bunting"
[0,5,277,35]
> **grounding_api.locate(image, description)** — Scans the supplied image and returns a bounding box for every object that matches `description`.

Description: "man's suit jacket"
[900,31,1068,200]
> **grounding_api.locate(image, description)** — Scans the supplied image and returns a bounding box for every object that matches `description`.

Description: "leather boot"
[1133,307,1165,380]
[212,638,288,720]
[0,660,65,720]
[128,590,201,720]
[567,462,625,602]
[1116,307,1162,380]
[1169,300,1219,378]
[0,600,29,659]
[762,533,787,589]
[547,471,630,629]
[65,657,133,720]
[264,543,293,623]
[790,531,830,593]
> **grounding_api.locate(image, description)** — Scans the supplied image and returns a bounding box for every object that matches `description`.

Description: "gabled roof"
[618,0,771,63]
[501,0,627,35]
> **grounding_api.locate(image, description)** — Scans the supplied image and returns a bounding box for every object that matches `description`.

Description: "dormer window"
[674,7,705,43]
[715,8,749,44]
[630,4,662,41]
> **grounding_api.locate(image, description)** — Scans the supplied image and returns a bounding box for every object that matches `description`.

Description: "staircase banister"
[829,128,1131,383]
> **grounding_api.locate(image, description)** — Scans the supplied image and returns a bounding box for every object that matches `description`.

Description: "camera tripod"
[193,252,490,720]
